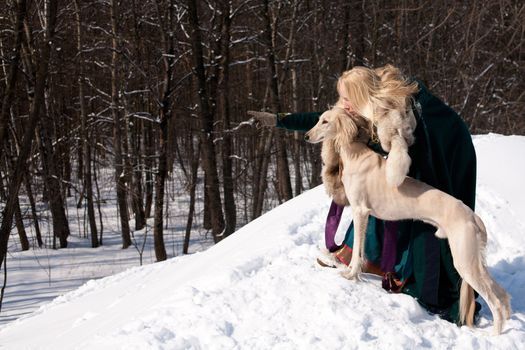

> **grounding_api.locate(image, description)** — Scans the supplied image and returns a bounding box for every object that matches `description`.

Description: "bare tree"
[0,0,26,157]
[110,0,132,248]
[0,0,58,268]
[14,198,29,250]
[216,1,236,237]
[73,0,98,247]
[151,0,177,261]
[183,135,200,254]
[262,0,293,203]
[187,0,225,243]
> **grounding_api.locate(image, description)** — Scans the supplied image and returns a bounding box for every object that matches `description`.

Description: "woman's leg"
[381,221,398,273]
[316,201,345,268]
[381,221,404,292]
[325,201,344,252]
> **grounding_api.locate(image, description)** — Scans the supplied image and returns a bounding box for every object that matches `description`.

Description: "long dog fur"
[321,138,349,206]
[305,107,511,335]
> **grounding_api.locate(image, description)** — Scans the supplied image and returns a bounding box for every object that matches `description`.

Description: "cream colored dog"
[305,107,511,335]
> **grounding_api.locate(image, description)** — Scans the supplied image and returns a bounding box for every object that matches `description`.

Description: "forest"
[0,0,523,272]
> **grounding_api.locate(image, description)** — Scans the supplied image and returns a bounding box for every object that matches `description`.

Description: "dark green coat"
[277,80,478,323]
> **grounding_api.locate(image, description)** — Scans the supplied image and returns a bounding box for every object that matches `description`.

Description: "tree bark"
[187,0,225,242]
[24,175,42,247]
[14,197,29,250]
[27,1,70,248]
[110,0,132,249]
[262,0,293,203]
[37,118,70,248]
[74,0,98,248]
[128,1,146,231]
[217,2,236,237]
[252,129,273,219]
[151,0,178,262]
[0,0,57,269]
[291,37,302,196]
[203,174,212,230]
[93,147,104,245]
[144,120,154,218]
[0,0,26,158]
[0,173,6,201]
[131,119,146,230]
[183,137,200,254]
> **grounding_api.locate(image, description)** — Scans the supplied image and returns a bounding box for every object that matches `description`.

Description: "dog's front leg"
[341,207,370,280]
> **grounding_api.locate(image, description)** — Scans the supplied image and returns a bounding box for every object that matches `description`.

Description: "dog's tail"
[459,279,476,327]
[386,135,411,187]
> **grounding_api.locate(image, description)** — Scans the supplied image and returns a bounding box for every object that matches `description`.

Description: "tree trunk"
[183,137,200,254]
[61,120,72,198]
[127,2,146,231]
[152,0,178,262]
[27,1,70,249]
[93,147,104,245]
[0,174,6,201]
[14,198,30,250]
[0,0,26,158]
[24,175,42,247]
[187,0,225,243]
[74,0,98,248]
[291,48,302,196]
[131,119,146,230]
[0,0,57,270]
[144,120,154,218]
[262,0,293,203]
[110,0,132,249]
[37,121,70,248]
[203,174,212,230]
[153,116,168,261]
[218,2,236,237]
[253,130,273,219]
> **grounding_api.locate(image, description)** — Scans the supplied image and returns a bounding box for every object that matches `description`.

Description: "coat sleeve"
[275,112,321,132]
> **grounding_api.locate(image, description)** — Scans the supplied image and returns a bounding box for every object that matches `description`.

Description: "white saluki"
[305,107,511,335]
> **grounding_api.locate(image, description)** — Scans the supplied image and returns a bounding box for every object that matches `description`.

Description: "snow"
[1,134,525,349]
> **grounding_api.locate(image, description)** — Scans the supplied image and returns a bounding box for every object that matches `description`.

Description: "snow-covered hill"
[0,134,524,349]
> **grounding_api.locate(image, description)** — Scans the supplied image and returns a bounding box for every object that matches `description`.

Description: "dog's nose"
[304,135,309,141]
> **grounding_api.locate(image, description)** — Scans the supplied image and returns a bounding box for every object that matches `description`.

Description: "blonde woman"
[336,65,418,187]
[248,64,478,326]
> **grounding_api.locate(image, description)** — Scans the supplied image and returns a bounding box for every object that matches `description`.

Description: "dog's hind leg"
[341,207,370,280]
[462,265,508,335]
[474,214,512,321]
[448,221,507,335]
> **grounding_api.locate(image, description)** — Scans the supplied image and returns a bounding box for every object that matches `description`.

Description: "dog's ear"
[334,111,358,149]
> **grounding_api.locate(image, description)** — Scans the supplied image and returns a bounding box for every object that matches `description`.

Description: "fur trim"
[321,139,349,206]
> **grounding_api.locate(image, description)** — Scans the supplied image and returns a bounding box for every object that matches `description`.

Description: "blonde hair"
[337,64,419,118]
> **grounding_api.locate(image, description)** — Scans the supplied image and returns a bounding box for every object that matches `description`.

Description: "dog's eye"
[322,120,328,124]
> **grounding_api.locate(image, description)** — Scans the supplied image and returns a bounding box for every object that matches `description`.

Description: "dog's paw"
[386,151,410,187]
[340,268,353,280]
[341,266,362,280]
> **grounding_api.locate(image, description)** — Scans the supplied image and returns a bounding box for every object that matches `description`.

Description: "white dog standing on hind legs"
[305,107,511,335]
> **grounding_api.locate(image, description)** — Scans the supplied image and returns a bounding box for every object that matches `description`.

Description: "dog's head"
[305,107,370,148]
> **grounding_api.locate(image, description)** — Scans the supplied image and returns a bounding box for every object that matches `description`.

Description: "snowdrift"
[1,134,524,349]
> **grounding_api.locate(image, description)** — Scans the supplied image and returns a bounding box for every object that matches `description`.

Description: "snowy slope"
[1,134,524,349]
